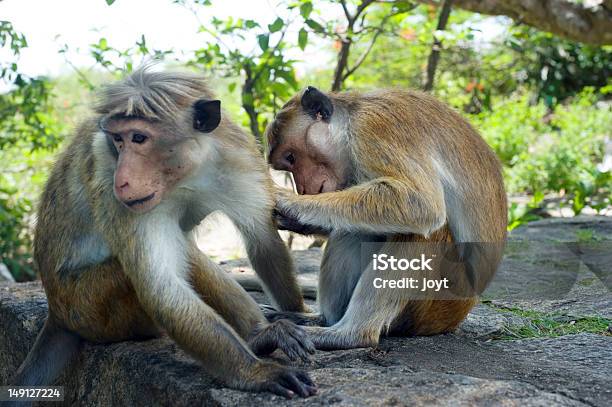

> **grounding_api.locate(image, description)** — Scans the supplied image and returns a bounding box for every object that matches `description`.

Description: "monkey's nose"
[117,181,129,190]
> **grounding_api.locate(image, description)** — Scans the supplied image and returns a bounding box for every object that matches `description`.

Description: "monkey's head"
[266,86,348,195]
[96,69,222,213]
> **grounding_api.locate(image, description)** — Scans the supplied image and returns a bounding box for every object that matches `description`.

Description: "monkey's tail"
[233,274,318,300]
[3,318,81,406]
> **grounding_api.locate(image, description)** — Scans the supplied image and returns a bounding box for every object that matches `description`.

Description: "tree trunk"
[241,67,262,144]
[423,0,453,92]
[332,39,352,92]
[415,0,612,45]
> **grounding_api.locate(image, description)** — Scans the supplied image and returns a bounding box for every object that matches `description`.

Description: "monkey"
[257,86,507,350]
[6,69,318,401]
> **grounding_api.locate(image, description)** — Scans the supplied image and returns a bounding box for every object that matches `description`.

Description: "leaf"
[268,17,284,33]
[257,34,269,51]
[105,0,116,5]
[298,28,308,50]
[305,19,324,33]
[300,2,313,19]
[228,82,237,93]
[245,19,259,29]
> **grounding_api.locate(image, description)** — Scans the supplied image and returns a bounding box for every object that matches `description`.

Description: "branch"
[414,0,612,45]
[423,0,453,91]
[354,0,377,23]
[343,26,384,80]
[340,0,352,22]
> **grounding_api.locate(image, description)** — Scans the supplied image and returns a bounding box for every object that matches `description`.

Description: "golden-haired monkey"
[262,86,507,350]
[8,69,317,400]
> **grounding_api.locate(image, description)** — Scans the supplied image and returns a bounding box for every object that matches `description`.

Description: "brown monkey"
[8,69,316,400]
[262,86,507,350]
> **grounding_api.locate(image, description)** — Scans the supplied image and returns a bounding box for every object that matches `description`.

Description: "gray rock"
[456,303,529,339]
[490,216,612,318]
[1,217,611,406]
[211,368,588,406]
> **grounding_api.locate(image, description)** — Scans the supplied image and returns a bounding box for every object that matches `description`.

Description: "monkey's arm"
[276,176,446,237]
[231,211,308,313]
[273,209,332,236]
[116,218,313,397]
[187,248,314,362]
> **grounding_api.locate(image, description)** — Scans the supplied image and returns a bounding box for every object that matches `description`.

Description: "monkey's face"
[267,87,347,195]
[101,100,221,213]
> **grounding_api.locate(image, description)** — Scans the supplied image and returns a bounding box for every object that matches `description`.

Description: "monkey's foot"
[261,306,326,327]
[249,319,315,362]
[304,325,380,351]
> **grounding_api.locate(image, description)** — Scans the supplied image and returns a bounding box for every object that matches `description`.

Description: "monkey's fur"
[8,69,317,400]
[262,87,507,350]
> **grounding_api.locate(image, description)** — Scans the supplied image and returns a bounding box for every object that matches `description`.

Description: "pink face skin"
[103,118,194,213]
[269,119,346,195]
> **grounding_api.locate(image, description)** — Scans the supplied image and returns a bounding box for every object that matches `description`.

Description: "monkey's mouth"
[124,192,156,207]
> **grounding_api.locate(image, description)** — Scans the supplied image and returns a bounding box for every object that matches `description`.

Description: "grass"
[575,229,604,243]
[482,302,612,340]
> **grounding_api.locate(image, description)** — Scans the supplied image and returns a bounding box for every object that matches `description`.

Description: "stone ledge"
[1,217,611,406]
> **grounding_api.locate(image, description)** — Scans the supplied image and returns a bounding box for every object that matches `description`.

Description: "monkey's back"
[343,89,507,244]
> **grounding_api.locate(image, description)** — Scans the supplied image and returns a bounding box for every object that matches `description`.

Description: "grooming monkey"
[8,69,317,399]
[260,86,507,350]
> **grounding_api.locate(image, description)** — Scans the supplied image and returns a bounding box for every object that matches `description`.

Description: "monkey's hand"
[249,319,316,362]
[274,191,331,235]
[246,361,317,398]
[273,208,330,235]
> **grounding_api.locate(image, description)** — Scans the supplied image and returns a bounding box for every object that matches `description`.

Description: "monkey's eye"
[132,133,148,144]
[285,152,296,166]
[112,134,122,143]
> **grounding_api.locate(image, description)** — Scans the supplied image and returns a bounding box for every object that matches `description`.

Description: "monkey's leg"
[302,239,446,350]
[44,259,159,343]
[187,247,314,362]
[306,234,481,350]
[263,232,384,327]
[7,317,81,393]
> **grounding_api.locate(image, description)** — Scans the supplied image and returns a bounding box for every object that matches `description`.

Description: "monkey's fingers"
[275,332,308,362]
[283,322,316,355]
[267,383,295,399]
[271,320,315,360]
[296,370,315,387]
[277,369,317,398]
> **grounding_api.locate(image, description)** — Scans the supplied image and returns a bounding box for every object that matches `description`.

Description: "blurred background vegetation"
[1,0,611,280]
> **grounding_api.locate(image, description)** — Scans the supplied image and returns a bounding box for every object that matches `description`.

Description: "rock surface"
[1,216,610,406]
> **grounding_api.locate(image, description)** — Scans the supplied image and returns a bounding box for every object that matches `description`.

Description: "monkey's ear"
[301,86,333,122]
[193,99,221,133]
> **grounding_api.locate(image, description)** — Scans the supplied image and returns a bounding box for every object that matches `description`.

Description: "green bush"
[473,88,611,226]
[0,187,34,280]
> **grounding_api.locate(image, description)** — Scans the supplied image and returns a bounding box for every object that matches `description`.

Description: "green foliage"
[508,26,612,108]
[185,1,300,143]
[473,89,611,220]
[0,22,63,279]
[0,187,34,280]
[0,22,62,151]
[1,2,611,280]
